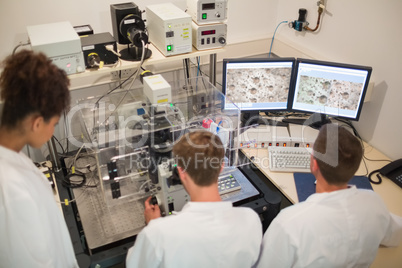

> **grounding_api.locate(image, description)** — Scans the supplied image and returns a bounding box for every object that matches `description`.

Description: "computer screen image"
[222,58,296,112]
[291,58,372,121]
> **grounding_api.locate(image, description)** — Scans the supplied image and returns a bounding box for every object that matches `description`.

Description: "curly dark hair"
[0,50,70,128]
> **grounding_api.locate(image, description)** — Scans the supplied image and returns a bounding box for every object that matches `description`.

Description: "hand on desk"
[144,196,161,224]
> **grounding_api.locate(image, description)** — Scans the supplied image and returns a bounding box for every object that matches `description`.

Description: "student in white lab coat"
[0,50,78,267]
[257,124,402,268]
[126,130,262,268]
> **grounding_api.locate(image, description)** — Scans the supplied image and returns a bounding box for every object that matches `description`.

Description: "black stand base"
[120,46,152,61]
[282,113,331,129]
[241,112,288,127]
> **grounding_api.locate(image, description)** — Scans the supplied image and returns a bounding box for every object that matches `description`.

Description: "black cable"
[12,41,30,55]
[368,169,382,184]
[74,154,97,173]
[52,135,66,155]
[63,110,69,153]
[95,69,138,107]
[363,156,392,163]
[334,117,362,140]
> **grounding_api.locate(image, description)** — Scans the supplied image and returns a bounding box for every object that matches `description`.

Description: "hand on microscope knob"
[144,196,161,224]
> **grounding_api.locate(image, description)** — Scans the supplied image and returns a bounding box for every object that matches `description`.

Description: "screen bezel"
[289,58,372,121]
[222,57,296,113]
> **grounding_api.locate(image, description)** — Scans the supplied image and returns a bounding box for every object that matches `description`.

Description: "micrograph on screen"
[295,75,364,111]
[222,58,295,111]
[225,67,291,104]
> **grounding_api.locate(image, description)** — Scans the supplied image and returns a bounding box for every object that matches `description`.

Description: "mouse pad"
[294,173,373,202]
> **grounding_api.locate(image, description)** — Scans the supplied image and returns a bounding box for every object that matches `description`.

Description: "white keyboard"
[268,146,312,173]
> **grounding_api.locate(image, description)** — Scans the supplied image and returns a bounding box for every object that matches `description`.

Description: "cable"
[269,21,288,58]
[368,169,383,185]
[59,148,99,206]
[92,40,147,134]
[12,40,30,55]
[94,69,138,107]
[52,135,66,155]
[63,110,69,154]
[105,45,121,57]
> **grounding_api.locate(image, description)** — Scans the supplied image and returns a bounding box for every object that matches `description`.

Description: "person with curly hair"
[0,50,78,267]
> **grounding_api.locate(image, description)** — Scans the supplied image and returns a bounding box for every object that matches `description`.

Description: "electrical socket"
[110,68,136,80]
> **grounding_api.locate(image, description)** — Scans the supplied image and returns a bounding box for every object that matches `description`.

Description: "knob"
[216,12,221,18]
[87,53,100,68]
[150,195,159,205]
[218,37,226,44]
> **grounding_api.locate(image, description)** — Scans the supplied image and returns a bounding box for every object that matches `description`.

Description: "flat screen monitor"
[222,57,296,112]
[290,58,372,121]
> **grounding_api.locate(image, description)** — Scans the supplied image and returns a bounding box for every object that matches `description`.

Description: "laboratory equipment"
[146,3,192,56]
[74,77,242,248]
[80,32,118,68]
[238,125,291,149]
[191,21,227,50]
[290,8,309,32]
[61,77,281,266]
[110,2,151,61]
[186,0,227,25]
[27,21,85,75]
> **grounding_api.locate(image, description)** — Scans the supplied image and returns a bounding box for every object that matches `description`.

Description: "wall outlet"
[111,68,137,80]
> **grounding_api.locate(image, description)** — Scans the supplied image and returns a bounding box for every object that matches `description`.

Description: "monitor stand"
[241,112,288,127]
[282,113,331,129]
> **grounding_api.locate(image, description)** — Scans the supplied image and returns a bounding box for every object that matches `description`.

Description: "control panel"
[191,21,226,50]
[154,161,259,216]
[155,160,189,216]
[186,0,227,25]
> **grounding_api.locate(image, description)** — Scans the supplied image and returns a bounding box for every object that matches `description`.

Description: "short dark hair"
[313,124,363,185]
[172,130,225,186]
[0,50,70,128]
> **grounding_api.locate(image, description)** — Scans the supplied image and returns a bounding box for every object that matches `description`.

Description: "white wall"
[0,0,276,61]
[1,0,401,160]
[273,0,402,160]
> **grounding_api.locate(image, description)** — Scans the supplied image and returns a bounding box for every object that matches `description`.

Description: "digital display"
[202,3,215,10]
[291,59,372,120]
[222,58,296,112]
[201,30,216,36]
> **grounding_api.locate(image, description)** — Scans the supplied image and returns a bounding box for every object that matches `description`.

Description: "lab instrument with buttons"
[57,77,280,266]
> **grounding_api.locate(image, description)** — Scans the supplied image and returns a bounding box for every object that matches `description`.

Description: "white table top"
[242,141,402,268]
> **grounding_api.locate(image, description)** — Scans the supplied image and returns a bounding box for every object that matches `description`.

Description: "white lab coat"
[0,145,78,268]
[126,201,262,268]
[257,186,402,268]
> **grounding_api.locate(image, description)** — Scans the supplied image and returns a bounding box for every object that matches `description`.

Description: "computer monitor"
[289,58,372,127]
[222,57,296,125]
